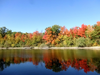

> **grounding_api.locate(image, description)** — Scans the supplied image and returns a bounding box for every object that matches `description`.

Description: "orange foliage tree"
[78,24,87,38]
[43,27,58,45]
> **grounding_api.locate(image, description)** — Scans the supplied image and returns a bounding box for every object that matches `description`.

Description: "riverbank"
[0,46,100,50]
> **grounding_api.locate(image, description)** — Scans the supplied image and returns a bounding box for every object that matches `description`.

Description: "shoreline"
[0,46,100,50]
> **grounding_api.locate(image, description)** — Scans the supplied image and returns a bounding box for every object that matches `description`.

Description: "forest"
[0,21,100,48]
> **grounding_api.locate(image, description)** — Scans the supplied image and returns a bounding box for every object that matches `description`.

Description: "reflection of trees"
[0,50,100,74]
[72,59,90,73]
[0,57,98,73]
[45,58,62,72]
[0,59,4,71]
[43,57,98,73]
[92,58,100,74]
[1,55,99,74]
[0,59,10,71]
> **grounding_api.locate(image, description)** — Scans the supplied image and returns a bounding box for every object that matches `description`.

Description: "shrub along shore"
[0,21,100,48]
[0,47,100,50]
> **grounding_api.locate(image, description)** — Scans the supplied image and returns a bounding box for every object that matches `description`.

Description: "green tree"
[0,27,12,37]
[91,25,100,40]
[76,37,86,47]
[51,25,61,35]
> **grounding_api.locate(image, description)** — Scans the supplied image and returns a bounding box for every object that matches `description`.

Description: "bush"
[0,45,4,48]
[76,37,86,47]
[63,39,75,47]
[85,38,92,47]
[37,43,41,47]
[25,41,31,47]
[63,40,67,47]
[96,39,100,45]
[11,44,15,47]
[40,43,48,48]
[59,43,64,47]
[0,39,5,47]
[4,41,11,48]
[18,41,25,47]
[62,35,75,47]
[92,39,100,46]
[93,41,98,46]
[15,43,20,47]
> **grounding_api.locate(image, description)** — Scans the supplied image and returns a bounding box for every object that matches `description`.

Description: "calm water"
[0,49,100,75]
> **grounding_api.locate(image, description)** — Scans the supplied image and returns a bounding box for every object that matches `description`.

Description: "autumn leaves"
[0,21,100,47]
[42,21,100,47]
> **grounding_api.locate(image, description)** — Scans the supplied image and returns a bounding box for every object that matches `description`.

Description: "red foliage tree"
[78,24,87,38]
[42,28,56,45]
[73,27,78,38]
[97,21,100,26]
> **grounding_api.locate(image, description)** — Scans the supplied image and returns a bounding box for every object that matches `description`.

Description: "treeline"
[0,21,100,47]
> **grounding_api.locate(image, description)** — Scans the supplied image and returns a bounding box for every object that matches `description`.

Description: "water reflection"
[0,49,100,74]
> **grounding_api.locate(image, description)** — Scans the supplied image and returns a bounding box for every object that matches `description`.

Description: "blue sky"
[0,0,100,33]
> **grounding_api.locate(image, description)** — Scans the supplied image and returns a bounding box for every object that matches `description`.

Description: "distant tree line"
[0,21,100,48]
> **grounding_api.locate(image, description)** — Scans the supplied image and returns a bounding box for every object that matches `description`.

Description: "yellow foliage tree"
[86,25,93,38]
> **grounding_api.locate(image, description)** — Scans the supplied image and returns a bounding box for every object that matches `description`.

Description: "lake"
[0,49,100,75]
